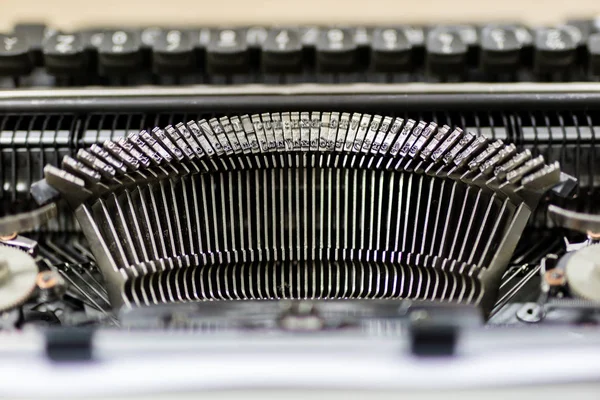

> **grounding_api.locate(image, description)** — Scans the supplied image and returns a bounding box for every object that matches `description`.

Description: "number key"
[534,27,577,76]
[262,28,303,73]
[152,29,196,74]
[43,32,89,75]
[316,27,358,72]
[97,30,143,76]
[205,28,250,74]
[480,25,522,73]
[439,25,479,66]
[426,29,467,78]
[371,27,412,72]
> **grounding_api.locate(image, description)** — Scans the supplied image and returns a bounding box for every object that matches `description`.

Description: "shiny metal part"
[0,235,39,256]
[0,203,58,236]
[549,205,600,241]
[516,302,544,323]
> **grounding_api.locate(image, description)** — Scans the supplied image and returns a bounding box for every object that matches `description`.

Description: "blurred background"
[0,0,598,29]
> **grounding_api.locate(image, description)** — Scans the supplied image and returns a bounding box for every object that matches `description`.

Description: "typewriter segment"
[1,18,600,336]
[29,112,562,313]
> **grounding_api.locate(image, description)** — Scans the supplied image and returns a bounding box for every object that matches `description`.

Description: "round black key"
[0,33,32,76]
[152,29,196,74]
[316,27,358,72]
[206,28,250,74]
[480,26,522,73]
[425,29,467,77]
[97,30,143,76]
[43,33,89,75]
[262,28,303,73]
[371,27,412,72]
[534,27,577,75]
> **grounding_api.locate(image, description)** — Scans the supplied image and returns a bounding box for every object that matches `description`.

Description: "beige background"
[0,0,599,31]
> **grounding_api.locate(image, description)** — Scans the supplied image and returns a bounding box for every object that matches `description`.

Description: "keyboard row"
[2,21,600,86]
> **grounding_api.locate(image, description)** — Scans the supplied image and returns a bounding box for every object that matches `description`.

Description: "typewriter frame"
[2,83,600,113]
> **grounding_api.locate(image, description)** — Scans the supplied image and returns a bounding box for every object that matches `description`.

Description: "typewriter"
[1,11,600,398]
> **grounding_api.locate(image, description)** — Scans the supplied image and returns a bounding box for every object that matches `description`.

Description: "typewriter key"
[534,27,577,78]
[316,28,358,72]
[43,33,89,76]
[425,29,467,79]
[480,25,522,75]
[0,33,33,78]
[262,28,303,73]
[152,30,196,74]
[97,30,143,76]
[206,28,250,74]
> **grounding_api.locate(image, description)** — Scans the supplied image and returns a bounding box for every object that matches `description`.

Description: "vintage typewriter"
[1,15,600,396]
